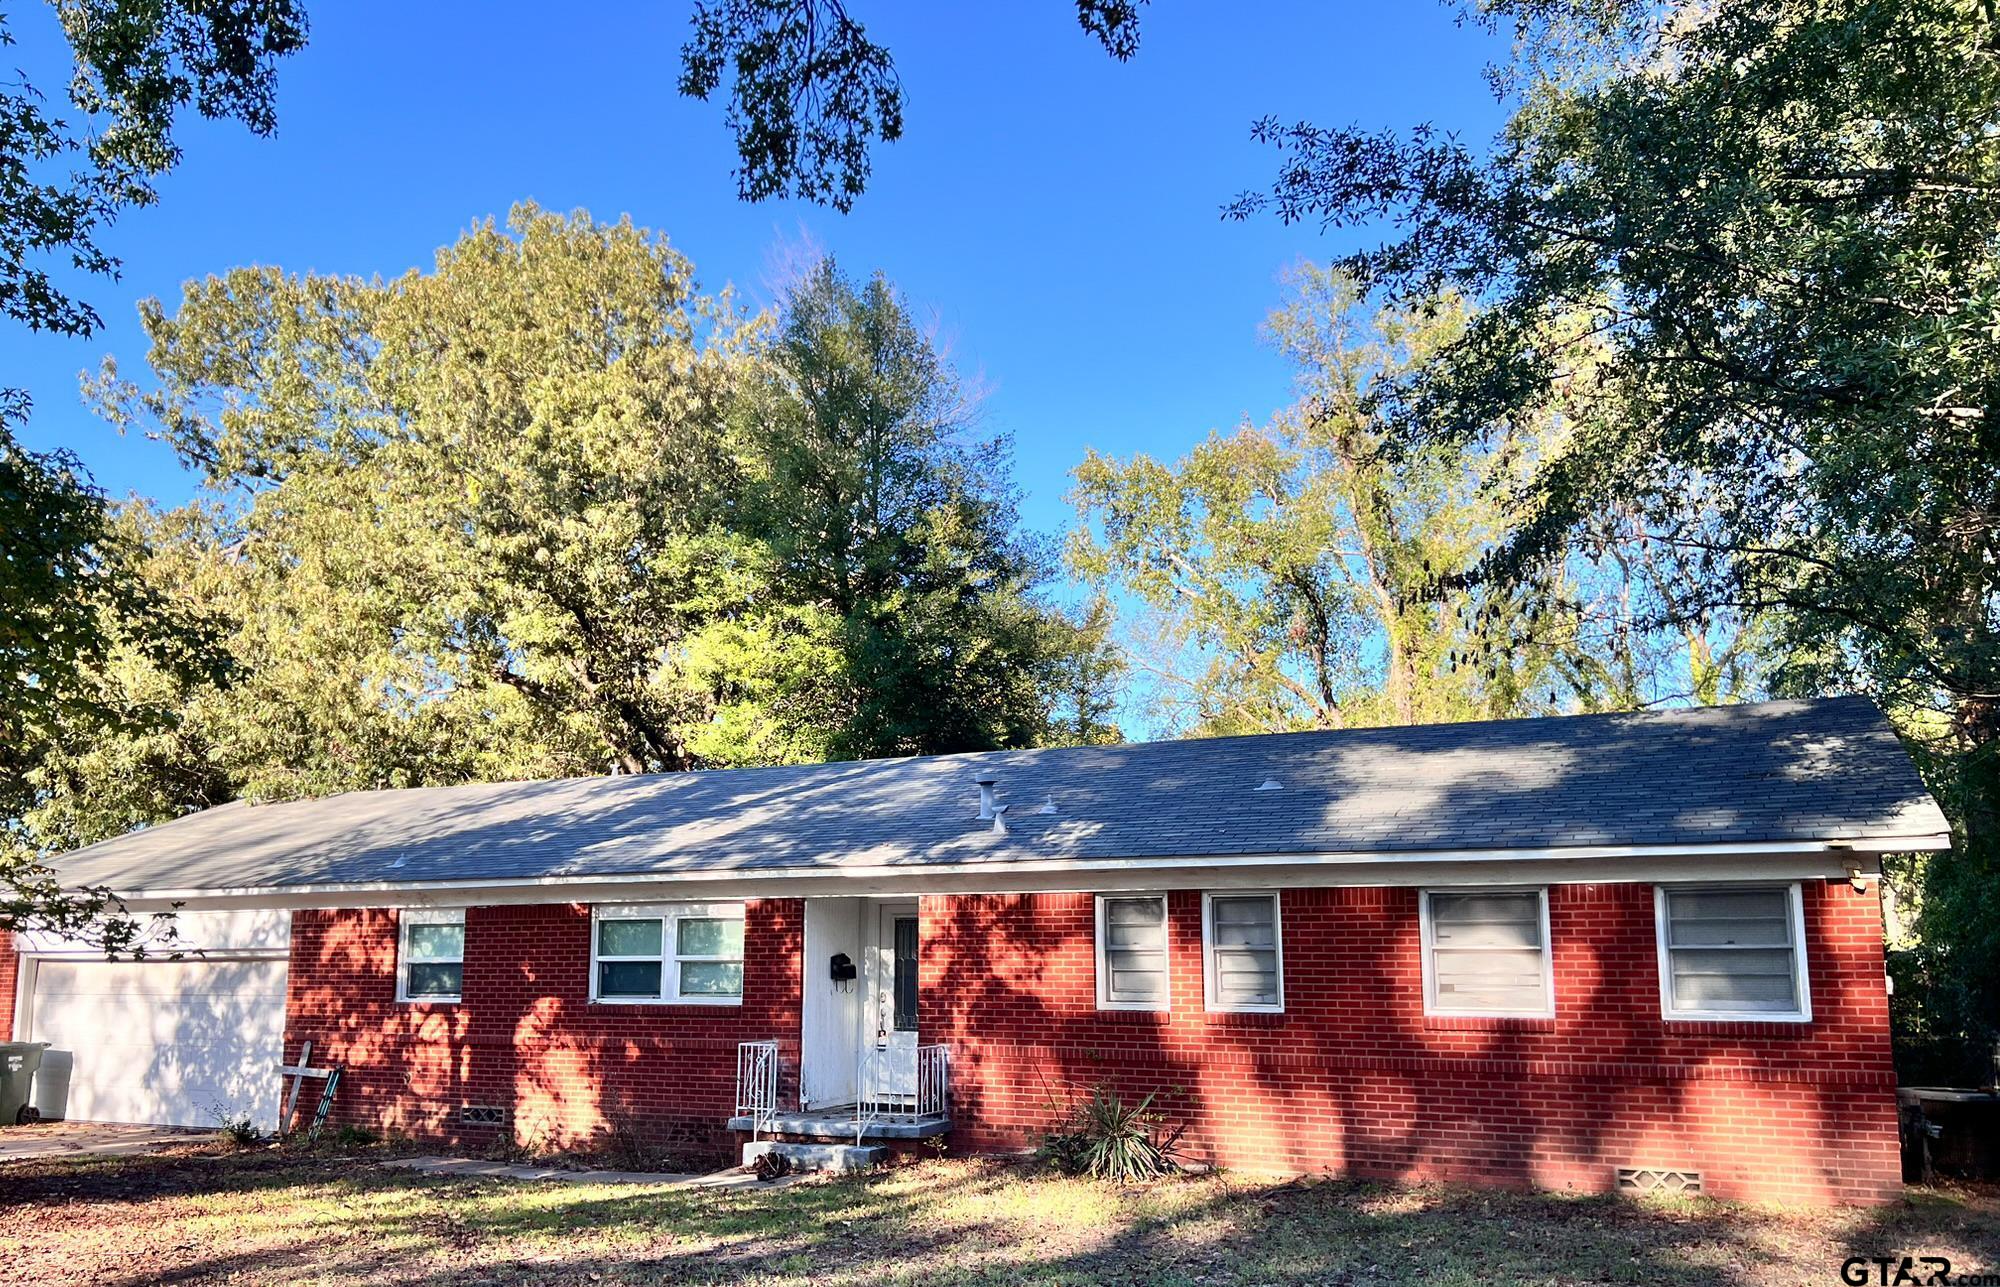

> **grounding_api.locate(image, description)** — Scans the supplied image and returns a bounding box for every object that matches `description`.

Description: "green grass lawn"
[2,1141,1995,1286]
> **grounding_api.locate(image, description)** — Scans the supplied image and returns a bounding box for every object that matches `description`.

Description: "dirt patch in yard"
[1,1145,1995,1286]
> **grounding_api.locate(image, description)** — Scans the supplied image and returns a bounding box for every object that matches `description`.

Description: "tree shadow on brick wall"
[925,876,1894,1204]
[282,908,479,1142]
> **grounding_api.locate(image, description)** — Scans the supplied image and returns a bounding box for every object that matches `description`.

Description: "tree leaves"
[0,1,306,341]
[19,214,1119,874]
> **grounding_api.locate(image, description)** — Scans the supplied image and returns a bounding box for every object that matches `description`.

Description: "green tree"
[1226,0,2000,1076]
[677,0,1142,209]
[1071,264,1756,735]
[2,0,307,340]
[84,205,758,795]
[730,259,1115,756]
[1,0,306,944]
[29,217,1119,856]
[0,399,230,946]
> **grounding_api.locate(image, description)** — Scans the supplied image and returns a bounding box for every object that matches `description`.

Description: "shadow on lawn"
[20,1150,1998,1287]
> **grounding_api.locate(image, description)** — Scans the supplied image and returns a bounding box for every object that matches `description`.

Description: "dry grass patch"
[0,1141,1994,1286]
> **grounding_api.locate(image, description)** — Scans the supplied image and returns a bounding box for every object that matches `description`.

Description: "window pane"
[1214,947,1278,1006]
[1210,896,1277,948]
[1430,892,1541,949]
[598,960,663,998]
[1670,947,1798,1011]
[1666,888,1791,948]
[405,962,462,998]
[893,916,919,1032]
[1107,898,1164,928]
[1109,968,1165,1002]
[1106,898,1165,951]
[1428,891,1547,1013]
[598,919,662,957]
[679,961,744,996]
[676,917,744,958]
[407,922,463,961]
[1434,948,1547,1011]
[1101,898,1167,1006]
[1668,888,1789,924]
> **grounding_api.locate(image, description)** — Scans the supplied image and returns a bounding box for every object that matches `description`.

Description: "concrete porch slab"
[727,1110,950,1140]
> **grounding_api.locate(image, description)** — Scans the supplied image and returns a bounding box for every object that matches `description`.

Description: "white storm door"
[873,904,919,1099]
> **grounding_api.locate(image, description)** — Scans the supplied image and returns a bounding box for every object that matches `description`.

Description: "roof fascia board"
[97,837,1937,912]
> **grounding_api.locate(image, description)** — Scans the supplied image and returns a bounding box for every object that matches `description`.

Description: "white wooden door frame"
[871,901,920,1099]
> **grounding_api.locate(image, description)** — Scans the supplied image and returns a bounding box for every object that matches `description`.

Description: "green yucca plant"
[1038,1084,1184,1182]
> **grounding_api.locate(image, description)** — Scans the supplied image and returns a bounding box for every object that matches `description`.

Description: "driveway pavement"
[0,1121,216,1160]
[380,1155,807,1188]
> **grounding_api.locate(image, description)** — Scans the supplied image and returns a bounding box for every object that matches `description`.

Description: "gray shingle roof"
[52,696,1948,895]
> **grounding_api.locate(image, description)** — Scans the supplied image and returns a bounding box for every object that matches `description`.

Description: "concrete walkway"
[0,1122,216,1161]
[379,1155,807,1189]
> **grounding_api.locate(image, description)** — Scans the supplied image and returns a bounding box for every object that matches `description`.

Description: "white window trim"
[1094,893,1170,1012]
[589,902,746,1007]
[396,907,465,1004]
[1654,881,1813,1024]
[1201,890,1284,1014]
[1418,886,1555,1020]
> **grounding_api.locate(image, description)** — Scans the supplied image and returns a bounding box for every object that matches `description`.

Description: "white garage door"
[26,957,288,1132]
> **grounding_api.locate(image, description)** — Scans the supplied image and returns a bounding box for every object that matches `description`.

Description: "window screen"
[1099,896,1169,1008]
[1424,890,1549,1015]
[592,907,745,1003]
[399,910,464,1001]
[1205,894,1281,1010]
[1660,886,1803,1016]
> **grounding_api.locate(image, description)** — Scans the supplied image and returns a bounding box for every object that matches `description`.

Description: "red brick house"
[8,697,1949,1202]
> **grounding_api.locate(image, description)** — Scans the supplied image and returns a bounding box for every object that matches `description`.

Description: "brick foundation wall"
[921,881,1901,1204]
[283,900,802,1159]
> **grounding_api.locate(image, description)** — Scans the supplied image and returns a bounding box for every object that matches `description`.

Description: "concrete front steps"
[743,1139,885,1173]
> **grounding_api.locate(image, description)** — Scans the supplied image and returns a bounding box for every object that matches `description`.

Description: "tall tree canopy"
[90,206,754,788]
[1071,263,1758,735]
[1223,0,2000,1077]
[16,209,1116,860]
[730,260,1107,758]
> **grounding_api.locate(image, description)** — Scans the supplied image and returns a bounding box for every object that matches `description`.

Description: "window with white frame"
[1655,884,1811,1021]
[398,908,465,1002]
[1202,892,1282,1012]
[1096,894,1169,1010]
[1420,888,1553,1017]
[591,904,745,1004]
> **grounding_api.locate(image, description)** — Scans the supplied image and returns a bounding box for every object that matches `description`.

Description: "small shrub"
[1038,1084,1183,1182]
[333,1124,377,1148]
[209,1105,262,1149]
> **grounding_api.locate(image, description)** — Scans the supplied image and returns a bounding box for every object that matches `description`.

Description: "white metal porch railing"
[735,1040,780,1141]
[854,1043,948,1144]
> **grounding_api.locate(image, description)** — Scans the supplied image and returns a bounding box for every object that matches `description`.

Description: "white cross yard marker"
[275,1040,332,1135]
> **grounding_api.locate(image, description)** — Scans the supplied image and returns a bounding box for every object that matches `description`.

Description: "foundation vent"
[459,1105,508,1127]
[1615,1166,1702,1195]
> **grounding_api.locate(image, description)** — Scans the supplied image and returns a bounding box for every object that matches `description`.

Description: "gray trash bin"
[0,1043,48,1125]
[31,1050,71,1122]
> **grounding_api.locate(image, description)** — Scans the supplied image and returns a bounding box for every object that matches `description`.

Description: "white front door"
[872,904,919,1100]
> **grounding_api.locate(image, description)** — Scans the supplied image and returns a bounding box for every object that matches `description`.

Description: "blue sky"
[6,1,1510,545]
